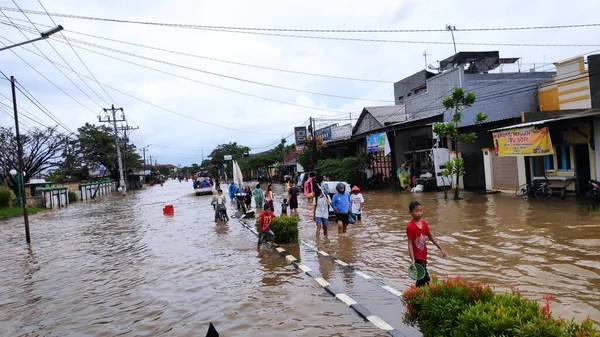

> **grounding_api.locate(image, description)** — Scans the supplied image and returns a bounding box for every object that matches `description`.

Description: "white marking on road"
[334,260,348,266]
[335,293,357,306]
[382,285,402,297]
[314,277,330,287]
[318,250,329,256]
[366,315,395,331]
[275,247,286,253]
[355,271,372,279]
[285,255,297,262]
[298,264,311,273]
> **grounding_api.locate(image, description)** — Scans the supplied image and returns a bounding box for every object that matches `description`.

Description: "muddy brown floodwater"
[1,181,599,336]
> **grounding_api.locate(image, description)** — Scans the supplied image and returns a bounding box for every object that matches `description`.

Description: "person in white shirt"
[350,186,365,222]
[313,186,331,238]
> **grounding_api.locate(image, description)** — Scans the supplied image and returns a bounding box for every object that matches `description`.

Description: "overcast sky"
[0,0,598,166]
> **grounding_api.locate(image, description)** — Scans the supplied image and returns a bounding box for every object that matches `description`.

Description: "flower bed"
[401,276,598,337]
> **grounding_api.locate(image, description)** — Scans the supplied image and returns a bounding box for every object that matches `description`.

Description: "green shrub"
[256,216,299,243]
[68,191,78,203]
[401,276,599,337]
[0,189,11,208]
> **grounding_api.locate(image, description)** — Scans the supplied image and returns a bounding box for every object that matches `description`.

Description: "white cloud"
[0,0,598,165]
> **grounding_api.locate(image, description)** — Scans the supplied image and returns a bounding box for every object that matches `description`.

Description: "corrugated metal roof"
[364,105,407,125]
[490,109,600,131]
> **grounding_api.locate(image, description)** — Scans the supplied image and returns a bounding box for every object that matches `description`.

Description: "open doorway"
[574,144,591,195]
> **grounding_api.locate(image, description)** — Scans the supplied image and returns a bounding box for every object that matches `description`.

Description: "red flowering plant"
[401,277,598,337]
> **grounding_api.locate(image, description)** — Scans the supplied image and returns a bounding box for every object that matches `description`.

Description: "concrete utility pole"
[99,105,126,195]
[117,124,139,190]
[10,76,30,244]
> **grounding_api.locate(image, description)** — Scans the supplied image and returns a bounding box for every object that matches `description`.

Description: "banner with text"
[366,132,391,156]
[492,126,554,156]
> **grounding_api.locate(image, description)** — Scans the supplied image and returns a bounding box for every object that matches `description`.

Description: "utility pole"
[117,124,139,191]
[11,76,30,244]
[99,105,126,196]
[446,25,457,55]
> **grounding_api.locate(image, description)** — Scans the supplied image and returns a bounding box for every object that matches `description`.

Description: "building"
[485,55,600,196]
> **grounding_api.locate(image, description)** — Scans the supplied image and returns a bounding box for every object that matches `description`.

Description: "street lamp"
[9,169,23,208]
[0,25,64,52]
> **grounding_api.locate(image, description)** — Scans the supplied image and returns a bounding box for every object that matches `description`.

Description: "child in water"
[258,203,278,247]
[406,201,447,287]
[281,198,289,216]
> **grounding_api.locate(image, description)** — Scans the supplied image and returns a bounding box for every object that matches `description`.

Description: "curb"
[300,239,405,299]
[235,218,407,336]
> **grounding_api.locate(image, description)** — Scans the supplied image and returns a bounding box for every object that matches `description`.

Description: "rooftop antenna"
[423,50,430,69]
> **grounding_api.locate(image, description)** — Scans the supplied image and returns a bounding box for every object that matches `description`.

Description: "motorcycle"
[587,179,600,211]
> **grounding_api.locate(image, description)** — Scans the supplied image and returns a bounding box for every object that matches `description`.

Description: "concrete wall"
[404,68,460,119]
[393,70,436,105]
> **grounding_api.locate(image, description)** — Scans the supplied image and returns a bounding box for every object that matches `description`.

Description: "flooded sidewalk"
[0,181,598,336]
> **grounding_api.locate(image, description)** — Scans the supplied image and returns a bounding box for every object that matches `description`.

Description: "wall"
[393,70,436,105]
[458,72,555,127]
[404,68,461,118]
[555,57,591,110]
[595,118,600,180]
[355,112,383,135]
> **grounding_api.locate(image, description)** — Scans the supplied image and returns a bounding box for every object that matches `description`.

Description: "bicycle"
[515,177,553,200]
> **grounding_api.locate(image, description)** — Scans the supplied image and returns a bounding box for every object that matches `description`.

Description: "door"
[462,152,486,190]
[574,144,591,195]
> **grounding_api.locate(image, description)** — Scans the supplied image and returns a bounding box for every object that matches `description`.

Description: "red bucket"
[163,204,174,215]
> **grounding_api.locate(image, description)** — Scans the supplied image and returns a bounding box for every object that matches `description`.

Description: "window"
[555,145,572,170]
[398,96,404,100]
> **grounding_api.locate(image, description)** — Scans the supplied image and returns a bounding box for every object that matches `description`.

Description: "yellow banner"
[493,127,554,156]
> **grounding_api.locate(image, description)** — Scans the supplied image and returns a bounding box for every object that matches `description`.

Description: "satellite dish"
[428,64,439,71]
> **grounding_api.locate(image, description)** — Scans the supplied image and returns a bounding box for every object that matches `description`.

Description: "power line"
[0,6,598,33]
[36,0,118,106]
[44,35,392,103]
[0,36,295,135]
[6,35,362,114]
[0,8,105,109]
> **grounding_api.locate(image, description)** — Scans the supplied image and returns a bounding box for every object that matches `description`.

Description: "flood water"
[1,181,599,336]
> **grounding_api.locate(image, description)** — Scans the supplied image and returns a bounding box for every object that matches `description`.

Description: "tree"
[297,136,324,172]
[0,126,64,197]
[208,142,250,177]
[317,155,371,186]
[433,87,488,199]
[72,123,141,186]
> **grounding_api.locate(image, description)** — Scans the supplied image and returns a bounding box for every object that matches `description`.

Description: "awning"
[490,109,600,131]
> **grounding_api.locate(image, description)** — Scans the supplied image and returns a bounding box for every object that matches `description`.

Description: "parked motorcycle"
[587,179,600,211]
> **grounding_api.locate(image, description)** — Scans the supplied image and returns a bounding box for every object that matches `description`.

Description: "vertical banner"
[294,126,307,151]
[492,126,554,156]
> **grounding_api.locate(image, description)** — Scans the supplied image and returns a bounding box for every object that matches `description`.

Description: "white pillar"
[482,148,493,190]
[594,118,600,180]
[517,156,527,186]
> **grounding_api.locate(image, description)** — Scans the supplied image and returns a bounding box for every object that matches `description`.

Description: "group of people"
[217,178,446,288]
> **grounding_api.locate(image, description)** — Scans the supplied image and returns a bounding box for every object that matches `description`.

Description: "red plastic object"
[163,204,174,215]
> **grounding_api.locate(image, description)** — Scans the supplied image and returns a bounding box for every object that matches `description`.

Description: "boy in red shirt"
[406,201,447,287]
[258,204,279,247]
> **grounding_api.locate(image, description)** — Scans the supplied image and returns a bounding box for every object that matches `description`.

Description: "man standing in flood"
[332,183,350,234]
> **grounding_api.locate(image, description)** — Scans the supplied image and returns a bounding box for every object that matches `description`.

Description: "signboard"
[224,155,232,160]
[315,125,335,142]
[492,127,554,156]
[294,126,307,150]
[366,132,391,156]
[331,124,352,140]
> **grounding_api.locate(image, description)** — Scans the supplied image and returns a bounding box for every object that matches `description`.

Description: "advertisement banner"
[331,124,352,140]
[315,125,334,142]
[366,132,391,155]
[492,126,554,156]
[294,126,307,150]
